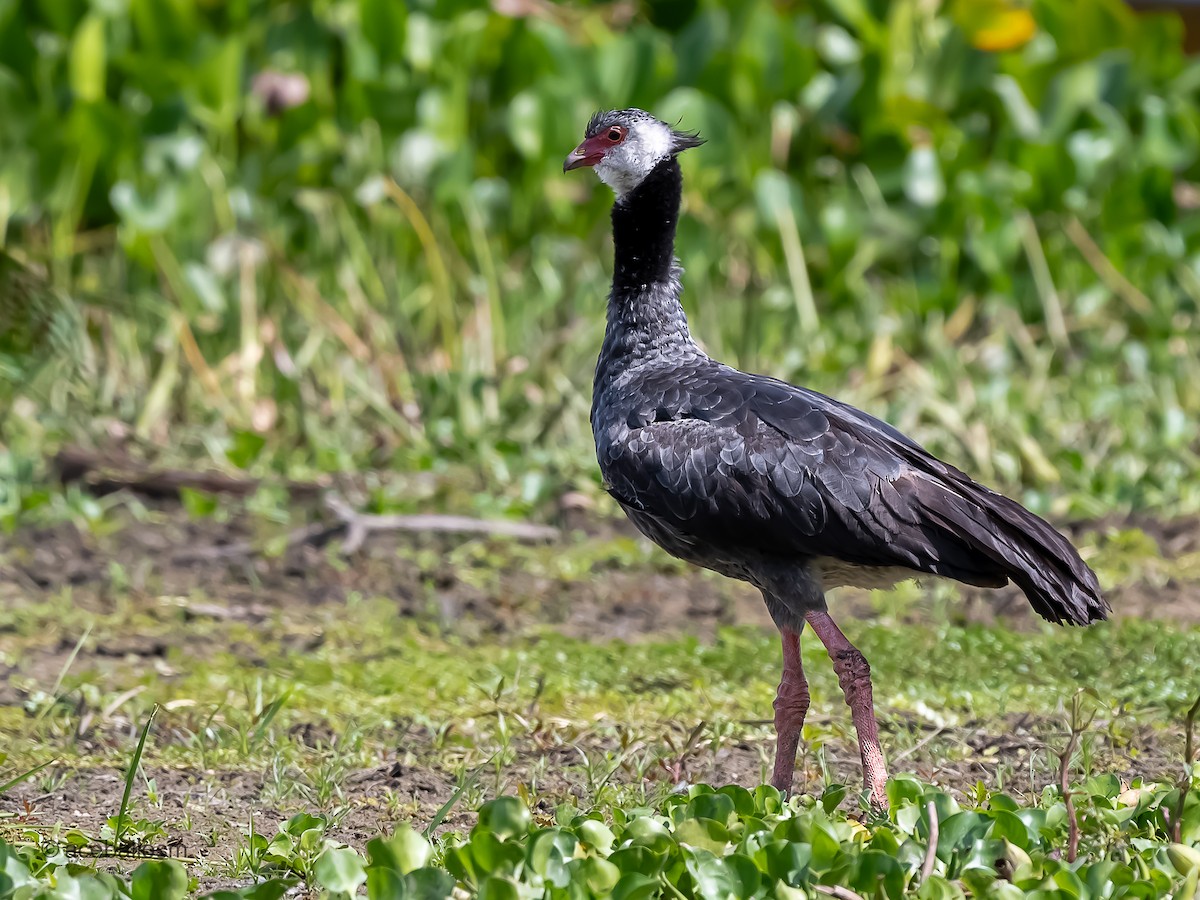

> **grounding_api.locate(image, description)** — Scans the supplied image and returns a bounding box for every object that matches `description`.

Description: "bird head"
[563,108,703,196]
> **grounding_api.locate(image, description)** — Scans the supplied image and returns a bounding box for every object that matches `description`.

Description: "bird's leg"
[804,610,888,811]
[771,627,810,796]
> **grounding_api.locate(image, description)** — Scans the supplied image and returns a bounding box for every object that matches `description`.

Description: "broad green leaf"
[404,867,457,899]
[525,828,576,887]
[131,860,189,900]
[477,875,520,900]
[368,825,433,875]
[576,818,615,854]
[476,796,532,841]
[610,872,660,900]
[314,846,367,894]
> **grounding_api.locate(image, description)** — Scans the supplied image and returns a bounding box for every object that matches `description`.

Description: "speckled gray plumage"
[590,154,1108,632]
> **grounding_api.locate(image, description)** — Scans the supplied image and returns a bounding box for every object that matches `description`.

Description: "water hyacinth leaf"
[610,872,661,900]
[0,841,36,892]
[314,846,367,894]
[130,860,188,900]
[525,828,576,887]
[607,845,667,878]
[687,853,763,900]
[576,818,616,854]
[476,875,521,900]
[476,796,532,841]
[850,849,904,897]
[917,875,966,899]
[364,866,405,898]
[809,821,843,871]
[936,811,987,863]
[622,816,674,854]
[45,870,117,900]
[687,791,736,826]
[987,810,1032,849]
[469,830,525,875]
[759,839,811,884]
[820,783,849,814]
[404,867,458,899]
[368,826,433,875]
[674,817,731,854]
[886,775,926,813]
[442,844,476,884]
[578,856,621,893]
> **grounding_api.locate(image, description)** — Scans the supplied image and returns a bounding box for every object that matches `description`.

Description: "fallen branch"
[54,446,325,500]
[171,494,559,562]
[323,495,558,553]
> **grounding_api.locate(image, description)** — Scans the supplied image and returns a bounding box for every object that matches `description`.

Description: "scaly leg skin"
[805,611,888,812]
[770,627,810,796]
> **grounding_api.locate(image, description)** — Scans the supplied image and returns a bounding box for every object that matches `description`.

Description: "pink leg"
[805,611,888,811]
[771,628,810,795]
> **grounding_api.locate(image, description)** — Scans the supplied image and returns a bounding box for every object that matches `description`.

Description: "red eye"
[606,127,625,143]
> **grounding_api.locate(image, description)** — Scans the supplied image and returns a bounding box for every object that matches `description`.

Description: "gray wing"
[599,369,1107,625]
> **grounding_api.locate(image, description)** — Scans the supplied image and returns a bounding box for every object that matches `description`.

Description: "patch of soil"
[3,508,1199,646]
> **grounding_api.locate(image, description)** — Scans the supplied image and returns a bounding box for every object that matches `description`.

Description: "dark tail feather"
[981,490,1108,625]
[918,476,1108,626]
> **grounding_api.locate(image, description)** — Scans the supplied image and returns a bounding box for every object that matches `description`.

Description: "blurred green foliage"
[0,0,1198,520]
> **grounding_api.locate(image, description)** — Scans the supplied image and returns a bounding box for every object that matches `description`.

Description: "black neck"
[599,156,694,364]
[611,156,682,291]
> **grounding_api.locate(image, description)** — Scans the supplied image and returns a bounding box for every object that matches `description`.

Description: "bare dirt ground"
[4,508,1200,639]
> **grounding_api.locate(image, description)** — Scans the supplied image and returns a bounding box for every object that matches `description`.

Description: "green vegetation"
[5,776,1200,899]
[4,0,1200,895]
[2,0,1199,520]
[2,576,1200,896]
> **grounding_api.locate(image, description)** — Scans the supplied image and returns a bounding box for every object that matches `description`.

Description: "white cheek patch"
[596,122,673,196]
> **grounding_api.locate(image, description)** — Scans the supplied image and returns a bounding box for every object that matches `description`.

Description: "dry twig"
[814,886,864,900]
[1064,217,1153,314]
[920,800,939,883]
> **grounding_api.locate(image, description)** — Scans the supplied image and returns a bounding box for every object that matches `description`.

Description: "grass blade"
[35,624,91,722]
[250,690,291,749]
[0,758,59,796]
[113,704,158,849]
